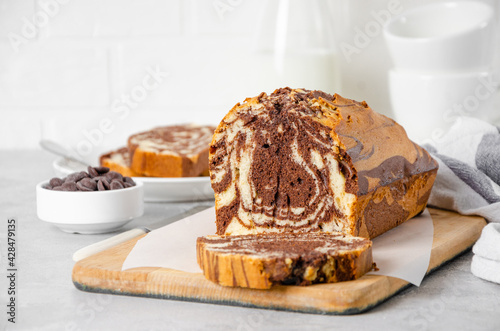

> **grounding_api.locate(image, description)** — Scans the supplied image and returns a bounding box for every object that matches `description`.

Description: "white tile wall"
[192,0,263,35]
[0,0,36,39]
[42,0,181,37]
[0,0,498,153]
[0,41,109,107]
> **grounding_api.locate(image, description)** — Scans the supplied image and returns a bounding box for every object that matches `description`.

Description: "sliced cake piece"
[99,147,141,177]
[128,124,215,177]
[209,88,438,238]
[197,232,373,289]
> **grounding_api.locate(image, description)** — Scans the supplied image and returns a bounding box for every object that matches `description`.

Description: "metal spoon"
[39,139,89,167]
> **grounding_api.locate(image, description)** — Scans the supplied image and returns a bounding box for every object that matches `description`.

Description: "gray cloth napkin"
[424,116,500,284]
[424,117,500,223]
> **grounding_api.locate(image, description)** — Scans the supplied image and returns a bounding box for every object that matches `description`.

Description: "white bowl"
[384,1,495,72]
[36,180,144,234]
[388,69,495,143]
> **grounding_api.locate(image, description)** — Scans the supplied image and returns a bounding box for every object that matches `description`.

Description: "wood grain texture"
[72,208,486,315]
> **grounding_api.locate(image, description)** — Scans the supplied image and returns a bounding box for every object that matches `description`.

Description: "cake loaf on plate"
[128,124,215,177]
[99,147,140,177]
[197,232,373,289]
[209,88,438,239]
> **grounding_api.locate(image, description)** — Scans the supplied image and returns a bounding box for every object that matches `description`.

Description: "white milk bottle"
[246,0,340,95]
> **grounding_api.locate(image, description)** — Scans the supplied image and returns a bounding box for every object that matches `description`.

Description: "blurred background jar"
[246,0,340,95]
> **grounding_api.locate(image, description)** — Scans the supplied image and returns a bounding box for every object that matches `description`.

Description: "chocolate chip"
[97,180,107,191]
[79,178,97,191]
[110,180,124,190]
[61,182,78,191]
[66,171,88,183]
[105,171,123,182]
[94,166,110,174]
[76,181,94,191]
[123,177,135,186]
[92,175,105,182]
[44,168,135,192]
[88,166,99,178]
[49,177,64,187]
[100,177,111,190]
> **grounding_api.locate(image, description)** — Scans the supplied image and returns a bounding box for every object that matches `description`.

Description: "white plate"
[132,176,214,202]
[52,157,214,202]
[52,157,88,177]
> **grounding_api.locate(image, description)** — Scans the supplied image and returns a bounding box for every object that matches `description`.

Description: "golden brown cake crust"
[209,88,438,238]
[99,147,141,177]
[328,93,437,195]
[197,232,373,289]
[128,124,215,177]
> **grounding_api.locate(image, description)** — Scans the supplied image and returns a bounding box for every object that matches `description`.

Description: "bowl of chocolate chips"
[36,166,144,234]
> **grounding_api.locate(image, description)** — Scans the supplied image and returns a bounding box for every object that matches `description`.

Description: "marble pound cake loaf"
[128,124,215,177]
[99,147,140,177]
[197,232,373,289]
[209,88,438,239]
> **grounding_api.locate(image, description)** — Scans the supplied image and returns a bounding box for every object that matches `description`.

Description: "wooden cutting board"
[72,208,486,315]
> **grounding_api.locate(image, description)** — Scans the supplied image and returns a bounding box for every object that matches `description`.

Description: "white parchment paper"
[366,208,434,286]
[122,207,434,286]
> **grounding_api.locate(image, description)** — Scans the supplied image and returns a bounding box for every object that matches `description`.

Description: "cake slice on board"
[197,232,373,289]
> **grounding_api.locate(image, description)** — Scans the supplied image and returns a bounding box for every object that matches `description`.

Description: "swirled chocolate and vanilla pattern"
[210,89,357,235]
[108,148,130,165]
[129,124,215,158]
[100,147,141,177]
[210,88,438,238]
[197,232,373,288]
